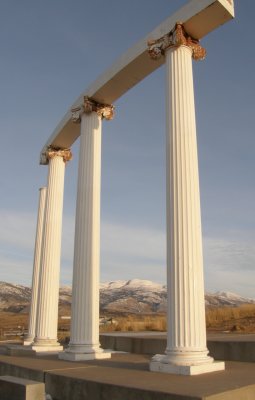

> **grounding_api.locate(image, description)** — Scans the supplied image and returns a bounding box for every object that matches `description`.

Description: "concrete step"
[0,375,45,400]
[1,353,255,399]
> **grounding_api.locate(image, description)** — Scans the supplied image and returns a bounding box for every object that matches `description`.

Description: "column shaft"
[60,112,110,361]
[24,187,47,345]
[165,45,208,357]
[33,155,66,350]
[71,111,101,349]
[150,45,224,375]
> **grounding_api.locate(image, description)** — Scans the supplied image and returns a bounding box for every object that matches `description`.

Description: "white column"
[150,43,225,375]
[60,99,113,361]
[24,187,47,345]
[32,148,71,352]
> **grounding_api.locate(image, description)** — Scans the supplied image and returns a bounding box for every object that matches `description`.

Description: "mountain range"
[0,280,254,314]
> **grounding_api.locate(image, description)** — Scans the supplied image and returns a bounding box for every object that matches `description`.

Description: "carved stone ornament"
[46,147,72,164]
[71,107,82,123]
[148,22,206,61]
[84,96,115,120]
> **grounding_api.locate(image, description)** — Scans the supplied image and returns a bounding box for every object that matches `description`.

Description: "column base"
[150,354,225,376]
[32,339,63,353]
[23,339,34,346]
[59,344,111,361]
[5,343,63,355]
[31,344,63,353]
[59,350,111,361]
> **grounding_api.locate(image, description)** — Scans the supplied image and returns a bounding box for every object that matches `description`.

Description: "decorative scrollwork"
[46,147,72,163]
[71,107,82,123]
[84,96,115,120]
[71,98,115,123]
[148,22,206,61]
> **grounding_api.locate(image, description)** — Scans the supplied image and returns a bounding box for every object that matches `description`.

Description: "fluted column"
[60,97,114,361]
[148,23,224,375]
[32,148,72,352]
[24,187,47,345]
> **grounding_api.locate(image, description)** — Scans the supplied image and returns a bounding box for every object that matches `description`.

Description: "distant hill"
[0,280,254,314]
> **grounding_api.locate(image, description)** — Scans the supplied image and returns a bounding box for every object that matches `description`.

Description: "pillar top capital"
[45,146,72,164]
[71,97,115,124]
[148,22,206,61]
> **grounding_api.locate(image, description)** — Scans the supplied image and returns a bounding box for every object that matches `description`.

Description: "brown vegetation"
[100,305,255,333]
[100,314,167,333]
[206,304,255,333]
[1,305,255,342]
[0,312,28,341]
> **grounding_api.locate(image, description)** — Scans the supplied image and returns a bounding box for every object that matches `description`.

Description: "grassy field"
[99,305,255,334]
[206,304,255,333]
[1,305,255,342]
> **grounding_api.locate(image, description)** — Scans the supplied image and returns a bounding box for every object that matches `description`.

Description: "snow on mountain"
[100,279,167,313]
[205,291,255,307]
[100,280,127,290]
[0,281,31,313]
[216,291,253,302]
[123,279,163,290]
[0,282,31,299]
[0,280,254,313]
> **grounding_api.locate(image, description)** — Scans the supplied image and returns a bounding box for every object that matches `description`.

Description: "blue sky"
[0,1,255,297]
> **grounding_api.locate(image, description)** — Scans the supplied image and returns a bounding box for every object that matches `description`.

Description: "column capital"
[148,22,206,61]
[71,97,115,123]
[84,96,115,120]
[45,147,72,164]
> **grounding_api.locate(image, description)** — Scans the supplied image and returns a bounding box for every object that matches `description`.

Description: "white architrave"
[32,149,71,352]
[24,187,47,345]
[59,102,112,361]
[40,0,234,158]
[149,43,225,375]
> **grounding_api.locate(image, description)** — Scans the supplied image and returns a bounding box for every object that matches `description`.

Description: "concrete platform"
[100,332,255,362]
[1,351,255,399]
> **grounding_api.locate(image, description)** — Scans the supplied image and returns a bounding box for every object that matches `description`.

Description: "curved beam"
[40,0,234,164]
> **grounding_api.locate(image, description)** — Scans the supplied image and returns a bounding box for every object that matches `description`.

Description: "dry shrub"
[58,331,71,344]
[100,314,167,333]
[206,304,255,332]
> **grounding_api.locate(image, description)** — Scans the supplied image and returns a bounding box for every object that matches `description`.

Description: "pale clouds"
[204,237,255,271]
[61,217,167,284]
[0,209,36,251]
[0,254,33,285]
[100,221,166,283]
[0,208,255,298]
[203,236,255,297]
[0,210,36,285]
[52,223,255,297]
[0,210,167,286]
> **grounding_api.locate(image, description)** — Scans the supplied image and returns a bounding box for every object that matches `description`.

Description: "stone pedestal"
[24,187,47,346]
[60,107,111,361]
[150,43,224,375]
[32,148,71,352]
